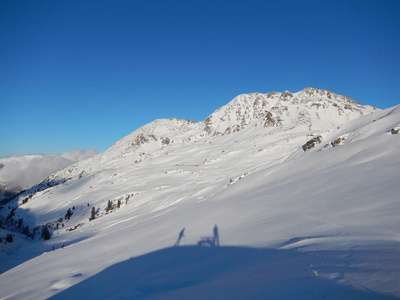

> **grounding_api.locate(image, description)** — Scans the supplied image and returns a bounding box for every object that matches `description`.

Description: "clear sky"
[1,0,399,157]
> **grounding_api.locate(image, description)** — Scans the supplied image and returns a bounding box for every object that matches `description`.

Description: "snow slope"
[0,88,399,299]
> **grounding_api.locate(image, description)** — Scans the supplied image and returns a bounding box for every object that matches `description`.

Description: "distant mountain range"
[1,88,399,299]
[0,149,97,202]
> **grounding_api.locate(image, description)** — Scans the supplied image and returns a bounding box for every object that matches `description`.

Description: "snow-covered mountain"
[1,88,399,299]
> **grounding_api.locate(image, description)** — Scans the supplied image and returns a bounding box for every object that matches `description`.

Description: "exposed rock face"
[303,135,323,151]
[201,87,376,135]
[331,135,348,147]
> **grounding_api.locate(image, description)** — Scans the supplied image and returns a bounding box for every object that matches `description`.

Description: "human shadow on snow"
[50,245,398,300]
[173,228,185,247]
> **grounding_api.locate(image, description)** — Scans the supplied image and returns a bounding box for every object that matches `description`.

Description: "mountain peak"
[297,87,358,104]
[98,88,378,161]
[204,88,376,135]
[17,88,378,182]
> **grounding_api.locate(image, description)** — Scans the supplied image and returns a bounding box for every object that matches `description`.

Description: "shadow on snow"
[0,235,93,275]
[50,245,398,300]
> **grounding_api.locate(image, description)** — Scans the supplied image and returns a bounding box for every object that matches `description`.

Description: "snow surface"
[0,88,399,299]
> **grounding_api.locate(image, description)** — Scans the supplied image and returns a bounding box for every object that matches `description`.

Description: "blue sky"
[1,0,399,157]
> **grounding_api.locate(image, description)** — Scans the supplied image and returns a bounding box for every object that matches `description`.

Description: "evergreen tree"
[107,200,113,211]
[6,234,13,243]
[41,226,50,240]
[21,226,31,237]
[90,207,96,221]
[65,208,73,220]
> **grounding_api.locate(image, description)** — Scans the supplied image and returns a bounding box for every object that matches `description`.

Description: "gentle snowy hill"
[1,88,399,299]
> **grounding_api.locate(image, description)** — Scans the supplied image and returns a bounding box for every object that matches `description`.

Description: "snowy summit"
[1,88,399,299]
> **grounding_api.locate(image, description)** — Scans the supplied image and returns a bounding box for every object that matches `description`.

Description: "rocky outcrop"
[391,126,400,135]
[331,135,347,147]
[302,135,323,151]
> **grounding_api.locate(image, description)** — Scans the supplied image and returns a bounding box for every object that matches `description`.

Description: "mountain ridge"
[0,88,382,231]
[102,87,377,162]
[3,87,380,211]
[1,88,399,299]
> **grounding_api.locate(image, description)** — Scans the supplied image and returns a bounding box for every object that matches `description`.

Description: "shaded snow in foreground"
[49,246,399,300]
